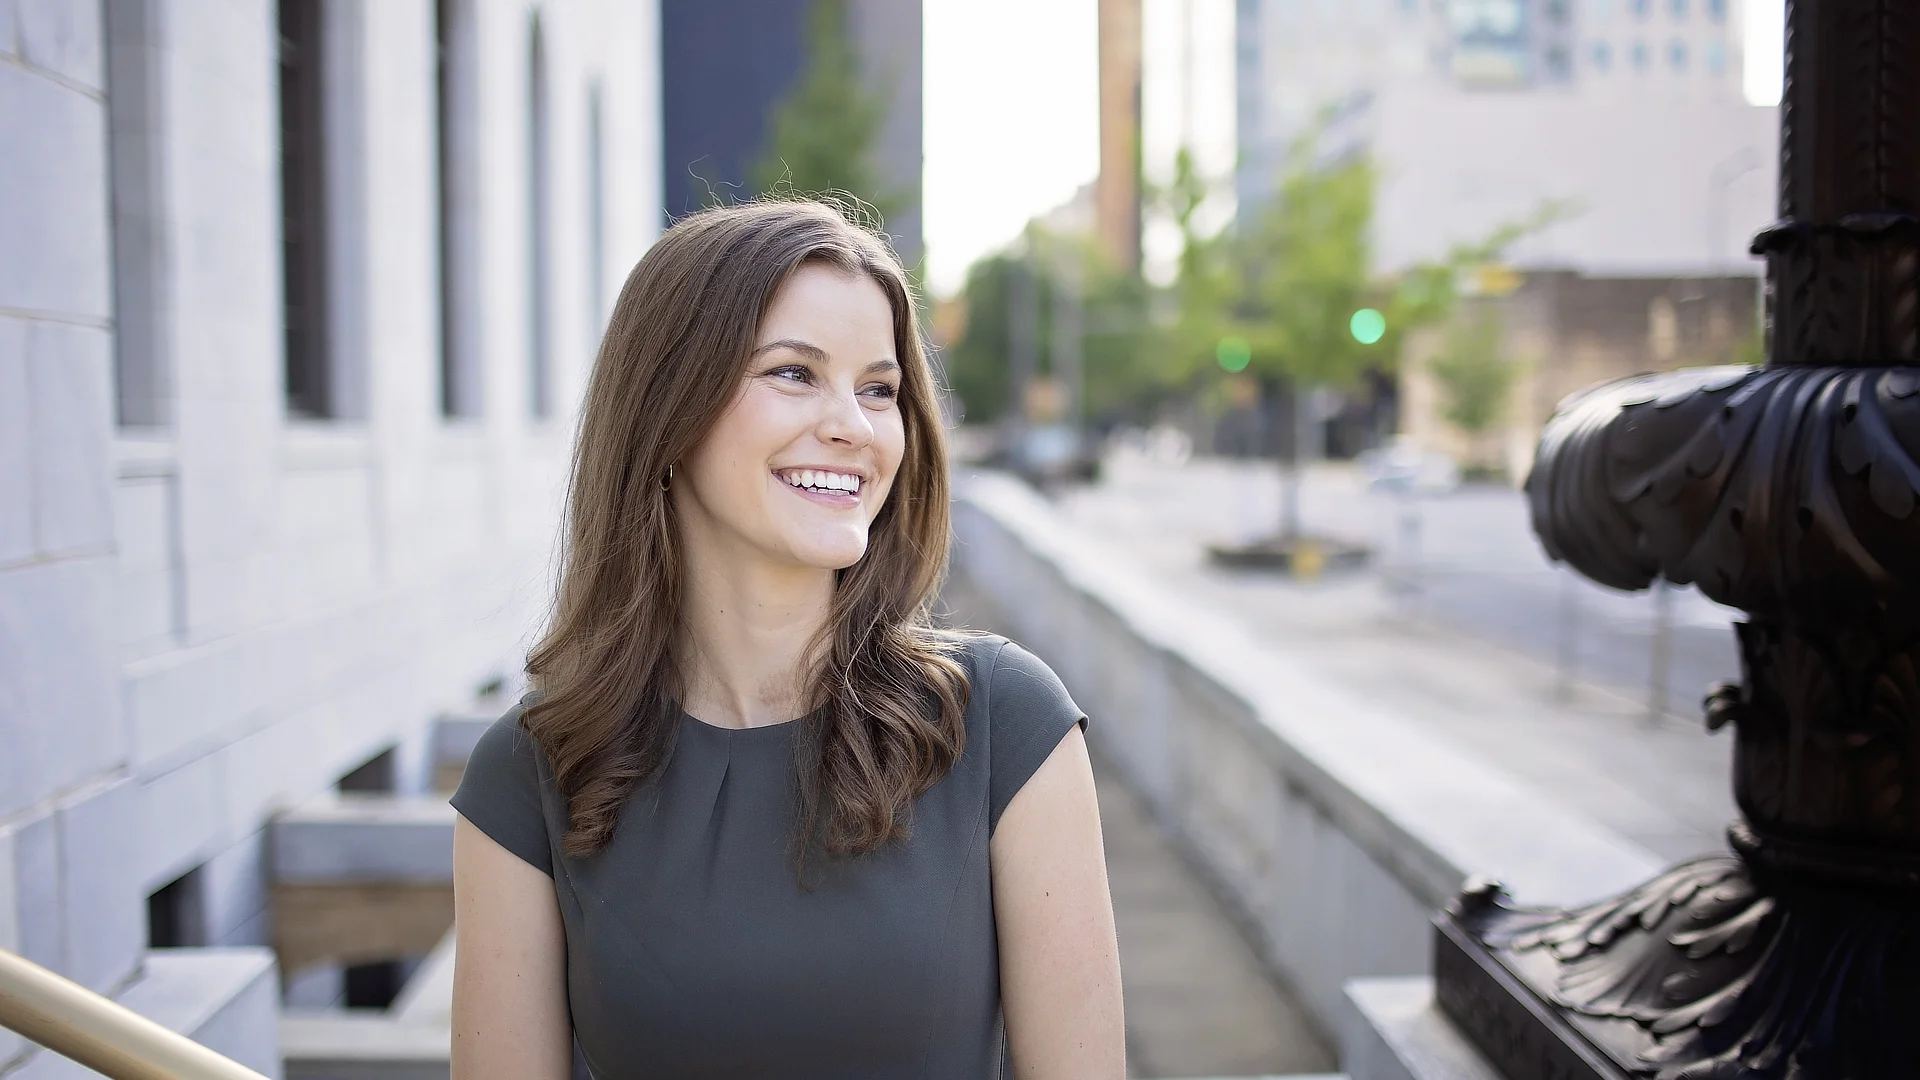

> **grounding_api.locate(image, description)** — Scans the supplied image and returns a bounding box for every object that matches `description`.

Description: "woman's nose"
[817,386,875,446]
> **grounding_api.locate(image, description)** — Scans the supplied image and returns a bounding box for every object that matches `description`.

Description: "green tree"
[944,253,1020,424]
[942,232,1151,427]
[753,0,912,223]
[1428,307,1522,453]
[1169,122,1574,390]
[1237,144,1379,391]
[1158,148,1240,386]
[1239,139,1378,540]
[1163,122,1572,540]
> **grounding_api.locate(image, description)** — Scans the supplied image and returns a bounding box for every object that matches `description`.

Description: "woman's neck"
[676,546,836,730]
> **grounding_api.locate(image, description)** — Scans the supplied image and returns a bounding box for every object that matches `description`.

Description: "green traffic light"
[1216,336,1252,372]
[1351,308,1386,345]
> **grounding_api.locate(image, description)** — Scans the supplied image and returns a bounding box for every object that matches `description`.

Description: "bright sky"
[922,0,1101,297]
[1743,0,1784,106]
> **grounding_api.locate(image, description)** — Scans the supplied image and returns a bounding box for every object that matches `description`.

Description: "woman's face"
[676,263,906,574]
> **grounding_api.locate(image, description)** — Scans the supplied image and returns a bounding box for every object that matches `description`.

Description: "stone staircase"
[271,714,476,1080]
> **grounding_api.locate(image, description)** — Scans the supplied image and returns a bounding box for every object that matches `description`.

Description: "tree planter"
[1204,533,1373,578]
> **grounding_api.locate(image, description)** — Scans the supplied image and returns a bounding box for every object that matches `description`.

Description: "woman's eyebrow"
[752,340,900,375]
[752,338,829,362]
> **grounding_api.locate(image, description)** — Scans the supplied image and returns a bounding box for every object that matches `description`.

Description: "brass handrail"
[0,947,270,1080]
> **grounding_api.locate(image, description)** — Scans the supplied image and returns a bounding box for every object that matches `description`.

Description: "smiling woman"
[447,200,1126,1080]
[677,267,906,574]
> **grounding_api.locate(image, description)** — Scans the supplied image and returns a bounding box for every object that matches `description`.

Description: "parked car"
[1011,423,1100,485]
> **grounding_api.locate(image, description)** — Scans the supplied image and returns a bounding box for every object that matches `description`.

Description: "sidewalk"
[1052,455,1738,864]
[1097,756,1335,1078]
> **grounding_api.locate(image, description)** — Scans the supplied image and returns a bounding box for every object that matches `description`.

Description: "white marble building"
[0,0,660,1069]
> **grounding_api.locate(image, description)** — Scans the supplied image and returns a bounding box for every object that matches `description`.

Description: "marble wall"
[0,0,660,1067]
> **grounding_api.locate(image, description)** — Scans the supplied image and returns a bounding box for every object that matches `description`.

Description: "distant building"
[1403,271,1762,479]
[1097,0,1144,271]
[1376,93,1775,280]
[0,0,660,1064]
[1235,0,1753,217]
[660,0,925,267]
[1039,180,1101,238]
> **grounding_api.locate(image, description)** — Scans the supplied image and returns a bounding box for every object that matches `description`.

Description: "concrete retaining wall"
[948,473,1663,1036]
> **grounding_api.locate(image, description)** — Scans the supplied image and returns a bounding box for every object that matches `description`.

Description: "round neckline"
[677,706,812,736]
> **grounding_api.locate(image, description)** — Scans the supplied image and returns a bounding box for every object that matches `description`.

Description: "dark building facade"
[660,0,924,267]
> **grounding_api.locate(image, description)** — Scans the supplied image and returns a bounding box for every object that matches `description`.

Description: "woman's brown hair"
[523,199,969,863]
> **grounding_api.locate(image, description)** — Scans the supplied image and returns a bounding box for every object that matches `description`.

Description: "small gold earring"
[661,463,674,492]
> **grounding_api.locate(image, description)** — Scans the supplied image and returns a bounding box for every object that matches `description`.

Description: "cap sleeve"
[986,639,1090,834]
[450,698,556,877]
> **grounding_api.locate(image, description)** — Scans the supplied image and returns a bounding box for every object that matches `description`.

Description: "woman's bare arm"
[451,815,573,1080]
[991,725,1127,1078]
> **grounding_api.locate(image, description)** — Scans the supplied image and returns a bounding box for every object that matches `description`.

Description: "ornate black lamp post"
[1434,3,1920,1077]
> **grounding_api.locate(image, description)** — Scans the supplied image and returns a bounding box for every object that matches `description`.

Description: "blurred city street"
[943,448,1744,1075]
[1055,451,1740,863]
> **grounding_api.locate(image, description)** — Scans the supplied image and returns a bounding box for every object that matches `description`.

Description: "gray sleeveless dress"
[450,633,1088,1079]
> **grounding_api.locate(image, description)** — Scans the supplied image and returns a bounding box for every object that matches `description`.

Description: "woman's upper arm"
[451,814,572,1080]
[990,724,1127,1079]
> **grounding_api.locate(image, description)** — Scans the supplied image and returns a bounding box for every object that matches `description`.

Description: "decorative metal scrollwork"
[1526,364,1920,619]
[1527,364,1920,855]
[1450,862,1920,1080]
[1443,359,1920,1079]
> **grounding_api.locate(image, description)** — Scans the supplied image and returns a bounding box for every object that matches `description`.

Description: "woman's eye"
[771,365,811,383]
[863,383,899,400]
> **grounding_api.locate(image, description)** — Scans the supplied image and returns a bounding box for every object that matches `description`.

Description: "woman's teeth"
[779,469,861,494]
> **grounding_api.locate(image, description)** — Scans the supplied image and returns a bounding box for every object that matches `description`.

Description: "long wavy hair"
[523,200,970,864]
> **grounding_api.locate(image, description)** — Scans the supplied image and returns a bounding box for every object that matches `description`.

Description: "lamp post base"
[1434,852,1920,1080]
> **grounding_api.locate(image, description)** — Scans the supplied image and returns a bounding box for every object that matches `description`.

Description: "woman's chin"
[779,531,870,572]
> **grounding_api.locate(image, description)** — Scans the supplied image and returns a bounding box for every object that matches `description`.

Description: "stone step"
[271,794,456,885]
[279,930,453,1080]
[279,1011,449,1080]
[269,794,456,981]
[1341,977,1498,1080]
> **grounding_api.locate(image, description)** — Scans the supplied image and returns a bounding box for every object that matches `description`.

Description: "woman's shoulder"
[935,630,1087,832]
[466,690,551,773]
[932,627,1008,675]
[450,689,559,874]
[934,629,1069,702]
[973,636,1081,731]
